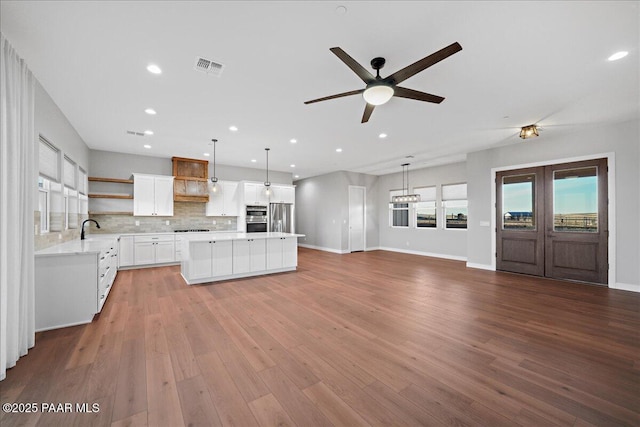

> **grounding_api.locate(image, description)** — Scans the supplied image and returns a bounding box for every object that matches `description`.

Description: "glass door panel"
[502,174,536,230]
[553,166,598,232]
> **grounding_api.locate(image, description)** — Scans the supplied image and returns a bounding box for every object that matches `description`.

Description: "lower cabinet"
[134,234,175,265]
[119,235,135,267]
[233,238,266,274]
[35,239,118,331]
[267,237,298,270]
[187,240,233,280]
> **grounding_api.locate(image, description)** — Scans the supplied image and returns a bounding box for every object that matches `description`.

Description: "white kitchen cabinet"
[118,235,135,267]
[266,236,298,270]
[206,181,239,216]
[270,185,295,204]
[233,238,266,274]
[35,238,118,331]
[133,173,174,216]
[134,234,175,265]
[243,182,269,206]
[185,239,233,280]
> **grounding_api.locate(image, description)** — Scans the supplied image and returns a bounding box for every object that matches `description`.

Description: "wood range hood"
[172,157,209,202]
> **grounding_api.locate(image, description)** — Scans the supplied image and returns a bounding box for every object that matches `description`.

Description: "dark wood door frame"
[495,158,610,285]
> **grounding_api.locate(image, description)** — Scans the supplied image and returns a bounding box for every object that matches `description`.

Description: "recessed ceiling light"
[336,148,343,153]
[145,108,156,115]
[290,139,297,143]
[143,144,151,149]
[294,175,299,178]
[608,51,628,61]
[335,5,347,15]
[144,130,154,135]
[379,133,387,139]
[203,153,210,157]
[229,125,238,131]
[290,164,296,168]
[146,64,162,74]
[251,159,257,163]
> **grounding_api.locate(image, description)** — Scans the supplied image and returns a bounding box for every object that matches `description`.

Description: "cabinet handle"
[100,273,105,278]
[100,295,105,299]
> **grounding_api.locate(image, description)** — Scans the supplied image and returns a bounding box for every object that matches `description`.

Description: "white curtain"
[0,32,35,381]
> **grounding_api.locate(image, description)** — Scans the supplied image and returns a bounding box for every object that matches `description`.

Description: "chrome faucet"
[81,219,100,240]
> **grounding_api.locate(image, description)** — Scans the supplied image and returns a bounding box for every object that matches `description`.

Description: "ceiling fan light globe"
[363,85,394,106]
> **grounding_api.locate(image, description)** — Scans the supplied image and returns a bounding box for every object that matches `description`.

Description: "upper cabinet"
[206,181,239,216]
[243,182,270,205]
[133,174,174,216]
[172,157,209,203]
[270,185,295,204]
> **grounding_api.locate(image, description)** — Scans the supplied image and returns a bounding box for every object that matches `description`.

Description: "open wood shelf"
[88,194,133,199]
[88,177,134,184]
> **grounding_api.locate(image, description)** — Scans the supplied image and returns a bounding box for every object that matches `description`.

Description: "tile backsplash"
[88,202,238,234]
[35,211,89,251]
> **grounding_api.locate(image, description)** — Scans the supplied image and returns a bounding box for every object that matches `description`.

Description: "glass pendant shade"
[363,84,394,106]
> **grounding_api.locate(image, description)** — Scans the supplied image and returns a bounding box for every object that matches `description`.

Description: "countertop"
[35,234,120,257]
[181,232,305,242]
[35,231,304,256]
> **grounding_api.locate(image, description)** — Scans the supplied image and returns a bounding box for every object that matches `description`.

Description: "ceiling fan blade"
[330,47,375,84]
[393,86,445,104]
[304,89,364,104]
[385,42,462,85]
[361,103,375,123]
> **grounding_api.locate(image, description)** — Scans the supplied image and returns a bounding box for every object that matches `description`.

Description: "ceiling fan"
[304,42,462,123]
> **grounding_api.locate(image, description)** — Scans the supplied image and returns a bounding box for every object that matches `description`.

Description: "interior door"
[496,158,608,285]
[349,186,366,252]
[496,167,545,276]
[544,159,608,284]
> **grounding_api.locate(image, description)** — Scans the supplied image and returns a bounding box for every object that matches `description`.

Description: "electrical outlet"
[212,220,216,225]
[34,224,38,235]
[227,219,231,224]
[135,220,140,226]
[58,233,62,240]
[165,220,170,225]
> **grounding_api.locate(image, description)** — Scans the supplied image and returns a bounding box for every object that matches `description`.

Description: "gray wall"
[34,81,90,202]
[466,119,639,288]
[377,162,468,260]
[90,150,292,184]
[295,171,379,253]
[34,81,91,248]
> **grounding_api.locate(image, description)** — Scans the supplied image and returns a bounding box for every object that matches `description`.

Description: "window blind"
[63,155,76,189]
[39,137,60,181]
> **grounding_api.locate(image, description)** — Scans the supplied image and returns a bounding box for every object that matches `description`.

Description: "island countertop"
[180,232,305,242]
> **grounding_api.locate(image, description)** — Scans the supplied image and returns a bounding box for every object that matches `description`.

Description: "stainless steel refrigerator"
[269,203,294,233]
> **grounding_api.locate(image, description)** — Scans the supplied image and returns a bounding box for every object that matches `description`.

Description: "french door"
[496,158,608,284]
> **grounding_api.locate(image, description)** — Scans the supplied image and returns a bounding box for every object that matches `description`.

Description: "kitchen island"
[35,234,120,331]
[180,232,304,285]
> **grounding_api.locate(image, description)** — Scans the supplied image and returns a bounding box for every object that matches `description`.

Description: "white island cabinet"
[181,232,304,285]
[35,235,119,331]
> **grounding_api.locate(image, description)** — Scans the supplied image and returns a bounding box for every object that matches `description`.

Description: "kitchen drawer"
[134,234,175,243]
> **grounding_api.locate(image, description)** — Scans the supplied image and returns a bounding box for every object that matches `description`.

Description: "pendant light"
[210,139,219,192]
[391,163,421,203]
[264,148,271,196]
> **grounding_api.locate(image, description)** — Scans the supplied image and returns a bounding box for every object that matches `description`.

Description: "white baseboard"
[298,244,349,254]
[610,282,640,293]
[376,246,467,262]
[466,262,495,271]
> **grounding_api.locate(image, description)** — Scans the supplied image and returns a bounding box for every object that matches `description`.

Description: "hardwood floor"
[2,248,639,426]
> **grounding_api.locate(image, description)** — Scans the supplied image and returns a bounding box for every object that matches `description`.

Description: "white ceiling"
[1,1,638,179]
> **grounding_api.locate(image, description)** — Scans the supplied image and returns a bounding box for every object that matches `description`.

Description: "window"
[414,186,437,228]
[39,136,60,181]
[442,183,468,229]
[38,177,50,233]
[78,167,87,195]
[389,190,410,227]
[63,155,77,189]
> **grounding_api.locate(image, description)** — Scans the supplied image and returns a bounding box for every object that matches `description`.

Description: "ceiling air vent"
[194,56,225,76]
[126,130,145,137]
